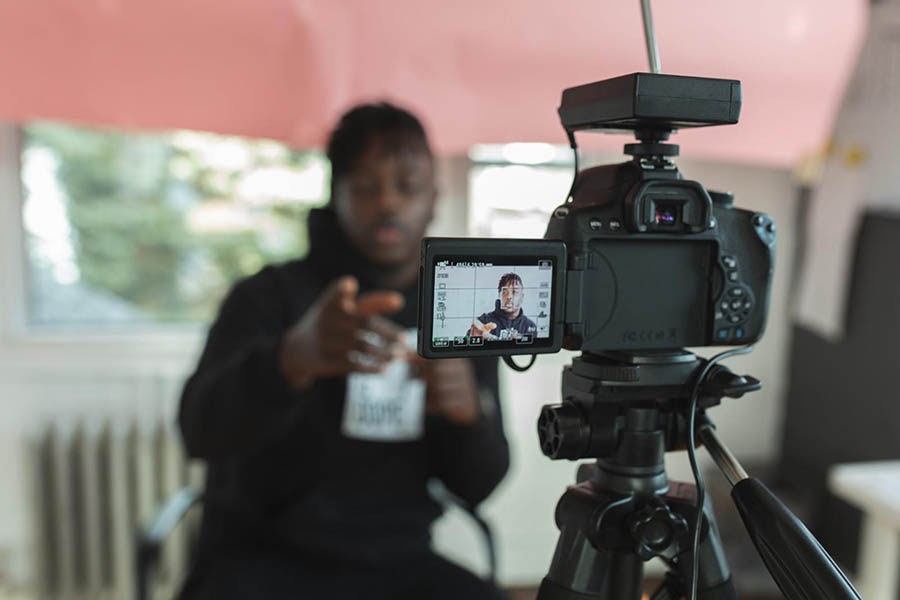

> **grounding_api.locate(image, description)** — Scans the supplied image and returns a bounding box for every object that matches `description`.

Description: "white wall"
[0,131,798,592]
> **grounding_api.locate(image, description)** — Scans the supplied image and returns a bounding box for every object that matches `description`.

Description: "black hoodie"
[178,208,509,565]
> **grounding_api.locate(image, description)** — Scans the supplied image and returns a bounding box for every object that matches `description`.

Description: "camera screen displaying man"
[469,273,537,341]
[429,260,553,349]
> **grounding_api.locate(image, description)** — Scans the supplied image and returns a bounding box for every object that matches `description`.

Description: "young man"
[469,273,538,341]
[178,103,509,599]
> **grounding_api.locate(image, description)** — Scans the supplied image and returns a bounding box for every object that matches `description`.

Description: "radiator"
[28,421,204,600]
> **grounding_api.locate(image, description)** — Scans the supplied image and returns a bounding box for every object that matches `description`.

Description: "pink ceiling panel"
[0,0,867,166]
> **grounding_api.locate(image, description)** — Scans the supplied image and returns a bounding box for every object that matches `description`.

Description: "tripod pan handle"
[731,478,861,600]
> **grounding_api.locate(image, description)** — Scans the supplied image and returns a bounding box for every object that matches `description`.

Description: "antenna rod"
[640,0,662,73]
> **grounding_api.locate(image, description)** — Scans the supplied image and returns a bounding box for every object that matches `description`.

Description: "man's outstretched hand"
[279,276,407,389]
[468,319,498,340]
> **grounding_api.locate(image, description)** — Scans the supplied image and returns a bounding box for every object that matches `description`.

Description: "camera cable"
[564,130,579,203]
[502,354,536,372]
[684,344,754,600]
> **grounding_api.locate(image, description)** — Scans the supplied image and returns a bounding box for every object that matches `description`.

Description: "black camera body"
[417,73,775,358]
[546,157,775,352]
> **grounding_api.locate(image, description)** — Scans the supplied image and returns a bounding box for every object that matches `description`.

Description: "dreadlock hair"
[325,102,432,203]
[497,273,523,292]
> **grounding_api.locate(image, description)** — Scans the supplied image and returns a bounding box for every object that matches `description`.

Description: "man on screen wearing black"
[468,273,537,341]
[178,103,509,600]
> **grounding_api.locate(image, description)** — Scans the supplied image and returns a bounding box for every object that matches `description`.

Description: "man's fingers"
[321,276,359,313]
[321,279,403,318]
[353,329,397,364]
[365,315,406,352]
[345,350,388,373]
[356,291,405,317]
[471,320,497,334]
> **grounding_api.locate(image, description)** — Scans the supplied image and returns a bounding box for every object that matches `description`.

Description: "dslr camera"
[418,72,775,358]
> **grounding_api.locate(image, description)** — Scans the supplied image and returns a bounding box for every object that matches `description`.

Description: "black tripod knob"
[537,404,589,460]
[627,502,689,561]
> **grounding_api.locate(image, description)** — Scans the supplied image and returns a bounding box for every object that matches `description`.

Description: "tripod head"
[538,351,759,466]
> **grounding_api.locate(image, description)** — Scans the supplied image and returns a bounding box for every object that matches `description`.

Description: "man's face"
[333,135,436,267]
[499,282,524,317]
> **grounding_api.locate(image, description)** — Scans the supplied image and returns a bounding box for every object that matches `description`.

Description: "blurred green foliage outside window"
[21,122,327,328]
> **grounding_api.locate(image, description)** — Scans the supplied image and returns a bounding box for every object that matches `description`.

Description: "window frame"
[0,122,205,372]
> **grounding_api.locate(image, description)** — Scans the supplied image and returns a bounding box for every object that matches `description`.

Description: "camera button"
[728,287,744,297]
[728,314,742,324]
[608,219,622,232]
[717,328,730,340]
[727,270,739,282]
[723,256,737,269]
[730,300,743,310]
[589,218,603,231]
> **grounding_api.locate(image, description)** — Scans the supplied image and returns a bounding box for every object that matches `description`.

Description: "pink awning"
[0,0,866,166]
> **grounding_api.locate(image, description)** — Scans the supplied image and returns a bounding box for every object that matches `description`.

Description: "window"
[20,122,327,329]
[468,143,574,238]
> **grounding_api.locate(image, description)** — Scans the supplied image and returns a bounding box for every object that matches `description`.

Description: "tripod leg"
[537,529,643,600]
[537,486,644,600]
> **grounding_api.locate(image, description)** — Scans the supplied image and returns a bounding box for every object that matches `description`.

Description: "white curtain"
[795,0,900,339]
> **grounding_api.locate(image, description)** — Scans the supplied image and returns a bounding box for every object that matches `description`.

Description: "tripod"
[534,351,861,600]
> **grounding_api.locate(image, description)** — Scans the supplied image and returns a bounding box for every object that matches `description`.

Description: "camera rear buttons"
[714,253,754,341]
[585,217,622,232]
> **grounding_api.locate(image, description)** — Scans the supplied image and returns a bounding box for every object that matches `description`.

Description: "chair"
[136,487,203,600]
[136,485,498,600]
